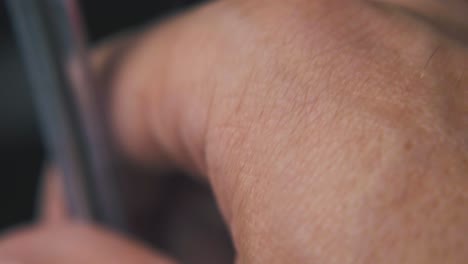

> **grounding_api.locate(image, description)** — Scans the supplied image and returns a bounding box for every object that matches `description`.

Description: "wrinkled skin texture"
[1,0,467,263]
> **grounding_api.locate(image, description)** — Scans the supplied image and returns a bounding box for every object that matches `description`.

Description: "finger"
[0,224,176,264]
[89,1,249,221]
[37,166,68,225]
[91,1,233,174]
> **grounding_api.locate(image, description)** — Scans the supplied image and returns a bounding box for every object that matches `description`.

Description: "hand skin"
[1,0,467,263]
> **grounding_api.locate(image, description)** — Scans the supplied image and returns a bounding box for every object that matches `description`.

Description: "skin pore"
[0,0,467,263]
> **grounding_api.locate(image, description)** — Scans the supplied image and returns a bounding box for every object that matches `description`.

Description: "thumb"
[95,2,226,173]
[94,1,251,220]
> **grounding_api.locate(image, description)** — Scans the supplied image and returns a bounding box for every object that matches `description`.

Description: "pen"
[6,0,126,230]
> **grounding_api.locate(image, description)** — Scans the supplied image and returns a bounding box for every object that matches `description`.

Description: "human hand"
[1,0,467,263]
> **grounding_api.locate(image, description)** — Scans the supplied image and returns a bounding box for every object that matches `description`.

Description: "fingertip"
[0,224,179,264]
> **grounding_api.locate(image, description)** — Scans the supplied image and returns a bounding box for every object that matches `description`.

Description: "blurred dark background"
[0,0,203,231]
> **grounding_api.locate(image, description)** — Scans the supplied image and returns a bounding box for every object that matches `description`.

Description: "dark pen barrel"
[6,0,126,231]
